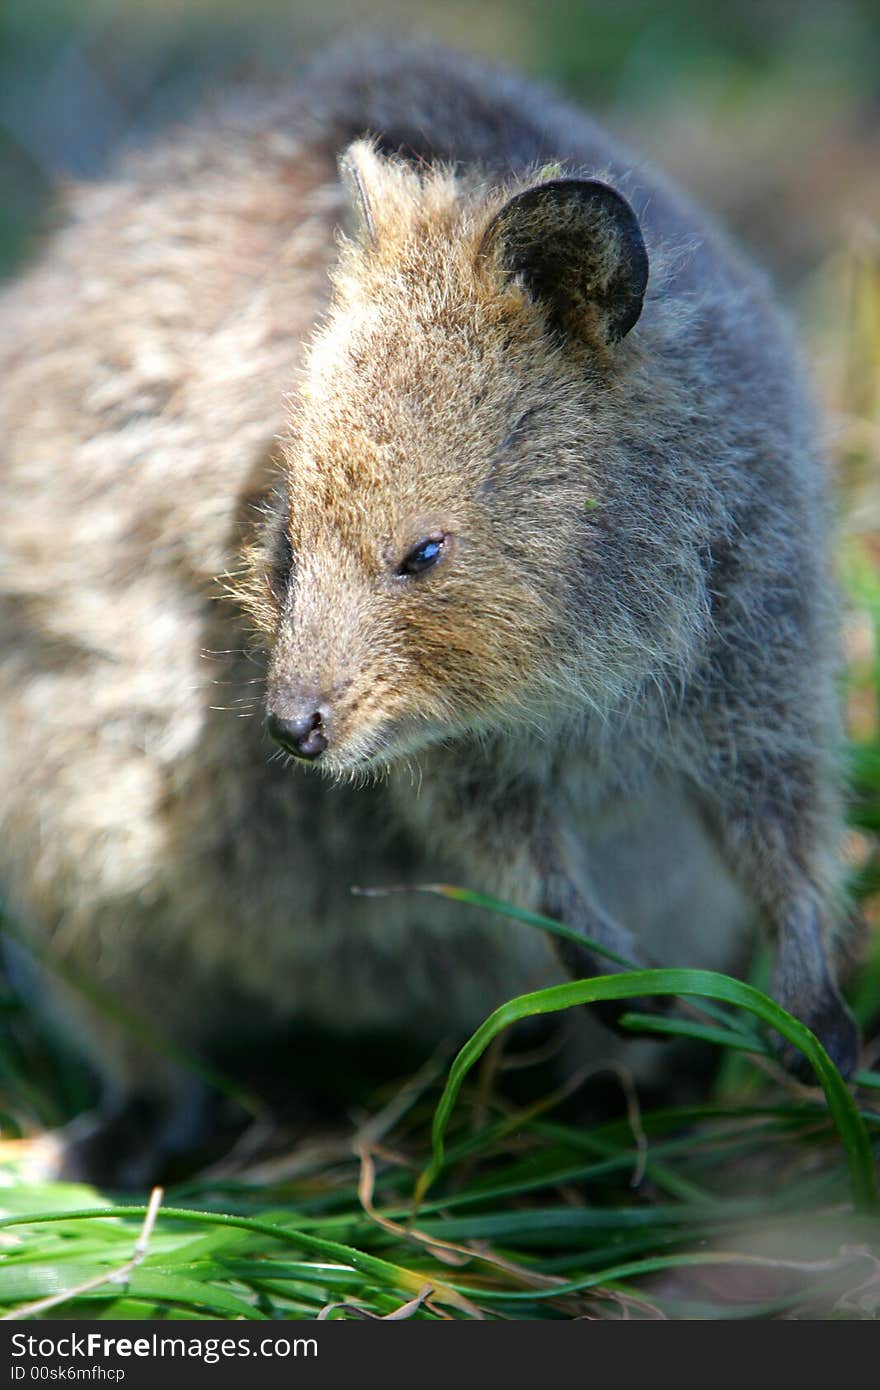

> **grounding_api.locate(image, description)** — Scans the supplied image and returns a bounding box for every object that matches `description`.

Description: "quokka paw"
[38,1099,177,1190]
[773,991,860,1081]
[32,1085,230,1191]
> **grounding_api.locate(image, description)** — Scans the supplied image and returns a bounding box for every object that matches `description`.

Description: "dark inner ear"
[480,178,649,344]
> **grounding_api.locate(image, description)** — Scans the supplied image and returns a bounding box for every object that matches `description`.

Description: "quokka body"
[0,39,859,1182]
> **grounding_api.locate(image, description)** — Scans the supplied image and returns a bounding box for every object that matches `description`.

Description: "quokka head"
[246,141,651,777]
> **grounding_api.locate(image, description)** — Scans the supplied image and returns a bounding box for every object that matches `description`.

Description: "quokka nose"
[267,709,328,761]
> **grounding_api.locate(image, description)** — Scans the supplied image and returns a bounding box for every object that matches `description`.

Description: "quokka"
[0,38,860,1185]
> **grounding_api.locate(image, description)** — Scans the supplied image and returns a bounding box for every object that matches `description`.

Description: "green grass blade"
[415,969,878,1212]
[450,1250,816,1302]
[854,1069,880,1090]
[412,884,636,968]
[0,1207,476,1316]
[618,1011,771,1053]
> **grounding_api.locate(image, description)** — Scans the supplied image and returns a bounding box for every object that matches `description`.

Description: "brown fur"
[0,39,859,1184]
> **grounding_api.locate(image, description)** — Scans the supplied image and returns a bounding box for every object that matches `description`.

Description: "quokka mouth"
[317,715,458,779]
[268,721,403,779]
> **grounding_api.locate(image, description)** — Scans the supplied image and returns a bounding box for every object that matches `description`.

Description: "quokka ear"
[479,178,649,344]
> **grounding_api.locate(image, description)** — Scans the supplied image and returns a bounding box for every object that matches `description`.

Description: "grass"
[0,870,878,1319]
[0,1043,877,1321]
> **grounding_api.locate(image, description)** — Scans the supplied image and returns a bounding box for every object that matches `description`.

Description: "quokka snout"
[0,39,861,1185]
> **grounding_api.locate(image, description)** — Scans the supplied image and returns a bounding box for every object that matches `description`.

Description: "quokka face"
[243,143,651,777]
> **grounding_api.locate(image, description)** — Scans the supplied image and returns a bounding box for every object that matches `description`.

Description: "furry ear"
[479,178,649,344]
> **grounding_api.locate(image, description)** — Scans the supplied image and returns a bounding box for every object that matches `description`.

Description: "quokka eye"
[396,534,447,578]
